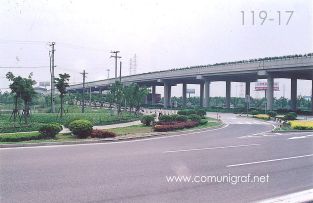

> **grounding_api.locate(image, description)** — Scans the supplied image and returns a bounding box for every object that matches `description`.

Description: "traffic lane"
[0,141,271,203]
[2,132,312,202]
[0,124,272,162]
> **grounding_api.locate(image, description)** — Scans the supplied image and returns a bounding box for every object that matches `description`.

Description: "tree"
[133,84,148,113]
[6,72,36,123]
[20,73,36,123]
[6,72,24,122]
[55,73,70,117]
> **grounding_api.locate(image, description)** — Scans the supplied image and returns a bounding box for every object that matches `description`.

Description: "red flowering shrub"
[153,121,199,132]
[184,121,199,128]
[90,129,117,138]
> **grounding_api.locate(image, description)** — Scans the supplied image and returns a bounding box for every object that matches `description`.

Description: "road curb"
[272,130,313,133]
[0,123,225,148]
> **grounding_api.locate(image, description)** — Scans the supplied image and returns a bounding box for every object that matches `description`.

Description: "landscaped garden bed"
[0,110,139,133]
[0,112,222,144]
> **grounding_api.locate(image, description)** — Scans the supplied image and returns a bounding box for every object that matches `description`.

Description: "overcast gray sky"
[0,0,312,98]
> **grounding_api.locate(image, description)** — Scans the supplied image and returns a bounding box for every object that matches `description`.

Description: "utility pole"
[133,54,137,75]
[119,61,122,82]
[110,51,121,80]
[49,42,56,113]
[80,70,88,113]
[106,69,110,79]
[129,58,132,75]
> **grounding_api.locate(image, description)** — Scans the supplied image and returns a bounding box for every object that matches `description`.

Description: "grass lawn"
[0,108,139,133]
[108,125,153,135]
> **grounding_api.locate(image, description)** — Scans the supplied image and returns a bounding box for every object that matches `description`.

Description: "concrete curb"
[0,123,225,148]
[272,130,313,133]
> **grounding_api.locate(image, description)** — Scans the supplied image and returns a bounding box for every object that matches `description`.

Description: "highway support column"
[291,78,297,111]
[266,76,274,111]
[164,83,171,108]
[311,80,313,115]
[245,82,250,109]
[226,80,231,109]
[204,80,210,108]
[151,85,156,105]
[200,83,204,107]
[182,83,187,108]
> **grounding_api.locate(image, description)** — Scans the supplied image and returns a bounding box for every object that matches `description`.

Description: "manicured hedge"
[90,129,117,138]
[188,114,202,122]
[140,115,155,126]
[267,111,277,118]
[69,119,93,138]
[284,112,297,120]
[254,114,270,120]
[0,132,44,142]
[153,121,199,132]
[39,123,62,138]
[289,121,313,130]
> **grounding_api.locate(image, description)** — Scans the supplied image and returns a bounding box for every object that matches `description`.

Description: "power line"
[0,66,49,69]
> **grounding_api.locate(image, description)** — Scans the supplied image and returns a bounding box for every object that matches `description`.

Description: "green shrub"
[188,114,201,122]
[251,110,259,115]
[68,119,93,138]
[140,115,155,126]
[177,109,196,116]
[176,115,188,122]
[195,109,206,118]
[39,123,62,138]
[267,111,277,118]
[200,119,208,125]
[284,112,297,120]
[0,132,43,142]
[159,115,173,122]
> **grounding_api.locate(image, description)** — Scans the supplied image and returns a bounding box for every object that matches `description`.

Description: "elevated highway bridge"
[68,54,313,113]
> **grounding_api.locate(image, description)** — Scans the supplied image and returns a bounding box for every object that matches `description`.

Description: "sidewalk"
[60,120,141,133]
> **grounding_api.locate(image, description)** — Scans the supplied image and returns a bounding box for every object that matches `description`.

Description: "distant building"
[34,87,48,95]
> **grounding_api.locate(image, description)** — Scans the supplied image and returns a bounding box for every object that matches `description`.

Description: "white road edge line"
[164,143,260,153]
[288,136,307,140]
[0,124,231,150]
[257,188,313,203]
[227,154,313,168]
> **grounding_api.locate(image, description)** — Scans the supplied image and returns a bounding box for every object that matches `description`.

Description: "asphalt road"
[1,114,313,203]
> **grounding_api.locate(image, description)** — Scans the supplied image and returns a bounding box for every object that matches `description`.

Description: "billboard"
[186,89,195,94]
[39,81,50,87]
[255,82,279,91]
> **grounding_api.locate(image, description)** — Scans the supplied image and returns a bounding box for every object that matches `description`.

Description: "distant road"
[1,114,313,202]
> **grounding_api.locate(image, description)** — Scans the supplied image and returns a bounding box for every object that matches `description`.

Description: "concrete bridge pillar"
[290,78,297,111]
[245,82,250,96]
[245,82,250,109]
[226,81,231,109]
[151,85,156,105]
[200,83,204,107]
[182,83,187,108]
[164,83,171,108]
[266,76,274,111]
[204,80,210,108]
[311,80,313,115]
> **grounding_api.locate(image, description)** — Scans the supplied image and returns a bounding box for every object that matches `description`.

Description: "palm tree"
[55,73,70,117]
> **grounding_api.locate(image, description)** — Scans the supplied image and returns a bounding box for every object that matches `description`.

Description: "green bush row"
[177,109,206,118]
